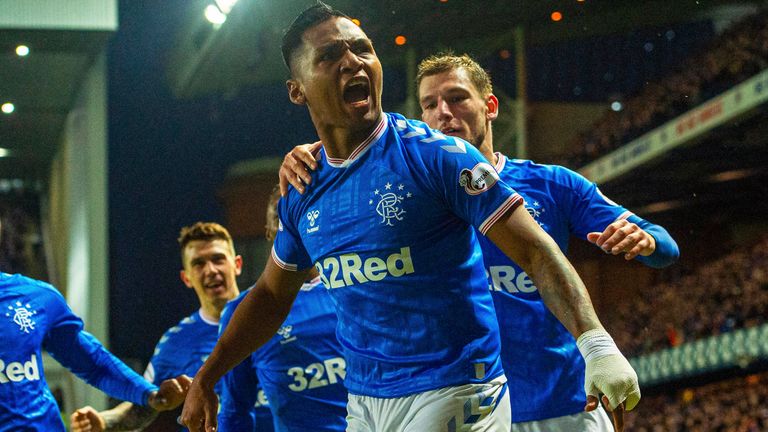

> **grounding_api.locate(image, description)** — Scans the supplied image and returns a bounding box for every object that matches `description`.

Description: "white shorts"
[511,408,613,432]
[346,375,511,432]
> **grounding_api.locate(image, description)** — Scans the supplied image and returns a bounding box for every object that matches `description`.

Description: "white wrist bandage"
[577,329,621,363]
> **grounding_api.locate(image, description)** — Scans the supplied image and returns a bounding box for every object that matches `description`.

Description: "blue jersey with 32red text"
[478,154,679,422]
[219,277,345,431]
[273,112,522,398]
[0,273,156,431]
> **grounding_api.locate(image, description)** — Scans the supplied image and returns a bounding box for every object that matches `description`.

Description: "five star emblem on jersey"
[5,301,36,334]
[370,182,412,226]
[458,162,500,195]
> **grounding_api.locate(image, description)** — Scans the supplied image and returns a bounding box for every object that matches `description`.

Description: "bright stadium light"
[611,101,623,112]
[205,4,227,26]
[15,45,29,57]
[214,0,238,14]
[1,103,14,114]
[0,148,9,158]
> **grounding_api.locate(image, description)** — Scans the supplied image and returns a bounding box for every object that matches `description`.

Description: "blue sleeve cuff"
[628,215,679,268]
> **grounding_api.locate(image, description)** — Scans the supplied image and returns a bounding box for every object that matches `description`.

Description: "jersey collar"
[198,308,220,326]
[325,115,387,168]
[494,152,507,172]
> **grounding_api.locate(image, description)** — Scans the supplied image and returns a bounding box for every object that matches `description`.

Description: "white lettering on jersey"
[487,265,537,293]
[459,163,499,195]
[0,354,40,384]
[287,357,346,392]
[254,389,269,408]
[316,247,415,289]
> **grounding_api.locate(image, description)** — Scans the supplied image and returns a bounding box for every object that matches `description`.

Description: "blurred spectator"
[564,9,768,167]
[0,192,46,279]
[627,372,768,431]
[607,234,768,357]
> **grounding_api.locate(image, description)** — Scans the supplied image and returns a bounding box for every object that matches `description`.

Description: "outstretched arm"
[587,215,679,267]
[486,206,639,430]
[180,257,309,432]
[70,375,191,431]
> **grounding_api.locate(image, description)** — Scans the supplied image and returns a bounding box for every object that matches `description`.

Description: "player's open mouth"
[343,78,370,107]
[441,127,460,136]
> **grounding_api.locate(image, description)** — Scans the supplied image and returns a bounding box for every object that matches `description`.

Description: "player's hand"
[579,329,640,432]
[587,219,656,260]
[70,406,106,432]
[148,374,193,411]
[179,378,219,432]
[279,142,321,196]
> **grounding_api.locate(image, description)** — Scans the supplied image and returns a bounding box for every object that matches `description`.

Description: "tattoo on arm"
[101,402,158,431]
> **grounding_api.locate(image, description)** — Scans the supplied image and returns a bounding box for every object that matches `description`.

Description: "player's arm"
[485,205,640,422]
[70,402,158,432]
[562,169,679,267]
[43,293,187,410]
[587,215,679,267]
[180,257,309,432]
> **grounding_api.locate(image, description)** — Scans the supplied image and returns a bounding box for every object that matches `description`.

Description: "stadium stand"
[626,372,768,431]
[566,9,768,167]
[607,234,768,358]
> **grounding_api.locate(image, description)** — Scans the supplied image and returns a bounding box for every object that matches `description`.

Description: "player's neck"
[478,129,498,166]
[317,113,382,160]
[199,303,227,324]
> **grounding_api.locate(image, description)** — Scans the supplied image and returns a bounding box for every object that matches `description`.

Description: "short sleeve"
[426,135,522,235]
[272,197,313,271]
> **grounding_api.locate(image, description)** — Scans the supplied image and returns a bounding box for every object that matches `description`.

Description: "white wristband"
[576,329,621,363]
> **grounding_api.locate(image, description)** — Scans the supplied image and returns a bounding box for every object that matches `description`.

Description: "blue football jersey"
[479,154,671,422]
[0,273,156,431]
[143,309,225,432]
[273,113,522,398]
[219,277,345,432]
[144,310,221,390]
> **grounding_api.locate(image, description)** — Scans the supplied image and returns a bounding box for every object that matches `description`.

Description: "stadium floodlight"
[0,148,9,157]
[204,4,227,26]
[15,45,29,57]
[214,0,238,15]
[1,103,14,114]
[611,101,623,112]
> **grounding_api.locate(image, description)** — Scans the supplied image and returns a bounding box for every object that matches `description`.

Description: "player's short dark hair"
[416,52,493,98]
[177,222,235,264]
[281,1,350,74]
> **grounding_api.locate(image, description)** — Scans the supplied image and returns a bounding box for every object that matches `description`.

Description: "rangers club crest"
[369,182,413,226]
[6,301,37,333]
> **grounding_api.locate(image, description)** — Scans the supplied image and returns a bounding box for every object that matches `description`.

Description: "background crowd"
[564,10,768,167]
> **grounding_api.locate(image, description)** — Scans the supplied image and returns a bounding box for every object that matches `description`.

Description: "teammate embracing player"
[182,3,641,432]
[281,53,678,431]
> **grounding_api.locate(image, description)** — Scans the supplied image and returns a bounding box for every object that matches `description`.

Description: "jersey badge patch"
[459,163,499,195]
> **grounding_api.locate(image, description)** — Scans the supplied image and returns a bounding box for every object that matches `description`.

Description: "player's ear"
[287,79,306,105]
[486,94,499,121]
[234,255,243,277]
[179,269,193,289]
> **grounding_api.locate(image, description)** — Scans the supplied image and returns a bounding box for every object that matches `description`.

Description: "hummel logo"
[306,210,320,234]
